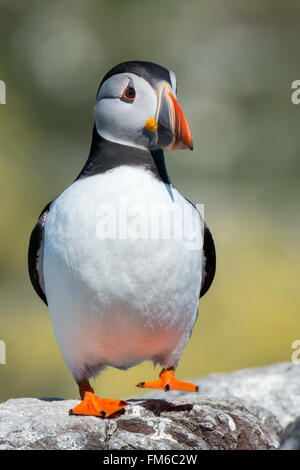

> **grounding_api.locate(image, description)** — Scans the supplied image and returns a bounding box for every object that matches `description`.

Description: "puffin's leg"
[69,380,127,418]
[136,367,198,392]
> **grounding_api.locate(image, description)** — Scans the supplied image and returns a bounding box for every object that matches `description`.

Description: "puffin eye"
[121,85,136,103]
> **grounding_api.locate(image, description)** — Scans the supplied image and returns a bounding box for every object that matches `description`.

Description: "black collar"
[77,126,171,185]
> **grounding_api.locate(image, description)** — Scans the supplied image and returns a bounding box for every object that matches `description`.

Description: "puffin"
[28,61,216,418]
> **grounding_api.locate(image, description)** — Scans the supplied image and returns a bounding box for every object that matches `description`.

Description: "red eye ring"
[121,85,136,103]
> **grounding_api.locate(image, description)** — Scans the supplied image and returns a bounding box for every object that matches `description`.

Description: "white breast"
[43,166,203,381]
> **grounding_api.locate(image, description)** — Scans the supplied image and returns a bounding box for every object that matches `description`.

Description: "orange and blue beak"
[152,82,193,151]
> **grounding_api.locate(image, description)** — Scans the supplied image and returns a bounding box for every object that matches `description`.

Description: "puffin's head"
[94,61,193,152]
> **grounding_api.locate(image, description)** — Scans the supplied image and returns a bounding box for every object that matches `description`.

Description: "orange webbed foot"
[69,391,127,418]
[136,368,199,393]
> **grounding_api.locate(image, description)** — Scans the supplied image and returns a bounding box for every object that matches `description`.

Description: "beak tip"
[185,138,193,151]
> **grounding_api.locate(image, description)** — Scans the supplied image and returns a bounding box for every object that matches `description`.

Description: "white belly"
[43,166,203,381]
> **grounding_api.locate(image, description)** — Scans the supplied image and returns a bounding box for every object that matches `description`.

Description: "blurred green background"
[1,0,300,402]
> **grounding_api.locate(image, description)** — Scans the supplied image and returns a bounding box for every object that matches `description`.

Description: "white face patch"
[95,73,157,150]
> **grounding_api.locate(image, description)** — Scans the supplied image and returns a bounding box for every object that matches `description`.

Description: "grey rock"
[0,396,277,450]
[280,416,300,450]
[0,361,299,450]
[146,361,300,430]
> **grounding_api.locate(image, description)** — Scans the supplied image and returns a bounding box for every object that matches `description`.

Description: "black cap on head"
[99,61,172,91]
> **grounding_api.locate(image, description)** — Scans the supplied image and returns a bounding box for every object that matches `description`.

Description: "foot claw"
[136,382,145,388]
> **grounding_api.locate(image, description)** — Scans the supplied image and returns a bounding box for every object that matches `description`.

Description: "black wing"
[28,202,51,306]
[200,222,216,298]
